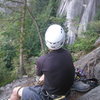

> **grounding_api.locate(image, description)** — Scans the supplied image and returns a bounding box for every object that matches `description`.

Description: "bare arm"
[38,74,45,85]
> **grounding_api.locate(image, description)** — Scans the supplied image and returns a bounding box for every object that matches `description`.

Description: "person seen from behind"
[8,24,75,100]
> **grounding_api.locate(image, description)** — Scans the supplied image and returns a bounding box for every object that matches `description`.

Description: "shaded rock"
[73,51,86,60]
[0,76,36,100]
[67,91,85,100]
[74,46,100,78]
[0,0,30,14]
[94,37,100,47]
[77,86,100,100]
[94,63,100,84]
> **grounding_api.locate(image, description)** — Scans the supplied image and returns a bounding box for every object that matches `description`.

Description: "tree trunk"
[19,0,27,77]
[27,6,45,54]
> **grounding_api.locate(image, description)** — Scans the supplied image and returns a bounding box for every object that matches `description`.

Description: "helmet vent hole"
[50,42,52,44]
[61,28,63,34]
[47,40,52,44]
[60,42,63,45]
[51,46,55,48]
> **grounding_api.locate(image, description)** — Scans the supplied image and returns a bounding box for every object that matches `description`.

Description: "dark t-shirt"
[36,48,75,95]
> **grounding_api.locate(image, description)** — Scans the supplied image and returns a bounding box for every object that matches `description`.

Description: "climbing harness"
[53,96,65,100]
[41,88,69,100]
[75,68,86,81]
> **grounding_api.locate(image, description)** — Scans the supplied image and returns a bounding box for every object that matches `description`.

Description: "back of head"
[45,24,65,50]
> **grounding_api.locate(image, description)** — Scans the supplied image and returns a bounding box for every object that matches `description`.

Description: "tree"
[19,0,27,76]
[0,0,64,80]
[0,0,27,77]
[27,6,45,53]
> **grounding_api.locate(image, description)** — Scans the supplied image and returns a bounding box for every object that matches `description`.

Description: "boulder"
[94,37,100,47]
[0,76,35,100]
[94,63,100,83]
[74,46,100,79]
[77,86,100,100]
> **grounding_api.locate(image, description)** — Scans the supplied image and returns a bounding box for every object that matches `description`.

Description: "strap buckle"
[54,95,65,100]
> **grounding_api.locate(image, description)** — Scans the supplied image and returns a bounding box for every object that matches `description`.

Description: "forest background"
[0,0,100,87]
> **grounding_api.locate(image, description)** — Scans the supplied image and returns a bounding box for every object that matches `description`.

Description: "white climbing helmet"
[45,24,65,50]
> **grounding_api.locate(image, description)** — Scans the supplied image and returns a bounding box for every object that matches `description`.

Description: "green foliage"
[29,0,49,16]
[24,27,41,57]
[0,64,16,86]
[67,21,99,61]
[0,0,99,86]
[94,6,100,20]
[67,36,97,62]
[0,15,19,70]
[2,0,99,86]
[23,14,40,57]
[24,59,36,76]
[67,36,97,53]
[0,13,20,86]
[1,43,16,70]
[23,0,65,57]
[0,0,66,86]
[87,21,100,34]
[49,16,66,25]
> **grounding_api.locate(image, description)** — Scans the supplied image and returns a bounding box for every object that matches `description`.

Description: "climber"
[8,24,75,100]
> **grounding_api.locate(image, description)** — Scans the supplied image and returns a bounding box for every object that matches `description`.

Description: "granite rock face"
[94,63,100,83]
[74,46,100,79]
[77,86,100,100]
[57,0,100,44]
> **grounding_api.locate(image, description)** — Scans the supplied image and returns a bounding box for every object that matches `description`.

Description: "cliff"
[57,0,100,44]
